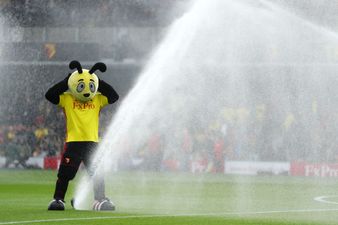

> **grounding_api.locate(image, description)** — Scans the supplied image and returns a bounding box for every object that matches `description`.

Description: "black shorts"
[58,141,98,180]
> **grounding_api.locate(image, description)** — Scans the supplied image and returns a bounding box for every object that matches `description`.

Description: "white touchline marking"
[1,208,338,225]
[314,195,338,205]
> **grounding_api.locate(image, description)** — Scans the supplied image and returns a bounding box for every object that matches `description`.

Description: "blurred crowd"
[0,0,186,27]
[0,66,62,167]
[118,99,338,173]
[1,65,338,171]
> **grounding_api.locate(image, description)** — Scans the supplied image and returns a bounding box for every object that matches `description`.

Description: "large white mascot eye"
[77,82,85,93]
[89,81,96,93]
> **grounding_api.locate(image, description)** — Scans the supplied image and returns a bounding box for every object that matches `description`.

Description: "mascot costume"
[45,60,119,211]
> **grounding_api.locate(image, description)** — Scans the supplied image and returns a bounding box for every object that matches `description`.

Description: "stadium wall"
[0,27,162,59]
[0,27,162,45]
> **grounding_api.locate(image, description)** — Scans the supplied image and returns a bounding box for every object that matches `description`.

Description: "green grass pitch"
[1,169,338,225]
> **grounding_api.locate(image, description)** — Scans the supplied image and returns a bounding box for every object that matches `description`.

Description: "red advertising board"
[290,161,338,177]
[43,156,60,170]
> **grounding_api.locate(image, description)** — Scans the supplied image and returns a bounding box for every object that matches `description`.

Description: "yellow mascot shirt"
[59,92,108,142]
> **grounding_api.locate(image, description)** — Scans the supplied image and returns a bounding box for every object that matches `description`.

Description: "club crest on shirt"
[73,100,95,110]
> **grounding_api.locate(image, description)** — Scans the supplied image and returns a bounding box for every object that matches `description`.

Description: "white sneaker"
[92,197,115,211]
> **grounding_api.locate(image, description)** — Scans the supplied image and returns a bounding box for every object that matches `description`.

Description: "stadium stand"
[1,0,338,173]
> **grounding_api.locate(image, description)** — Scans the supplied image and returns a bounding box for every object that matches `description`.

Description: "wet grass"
[0,170,338,225]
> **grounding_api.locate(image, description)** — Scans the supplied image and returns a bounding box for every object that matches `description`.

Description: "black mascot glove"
[45,73,70,105]
[98,79,119,104]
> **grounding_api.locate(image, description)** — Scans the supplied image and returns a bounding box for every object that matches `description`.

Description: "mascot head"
[67,60,106,102]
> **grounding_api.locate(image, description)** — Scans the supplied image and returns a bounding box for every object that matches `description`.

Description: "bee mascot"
[45,60,119,211]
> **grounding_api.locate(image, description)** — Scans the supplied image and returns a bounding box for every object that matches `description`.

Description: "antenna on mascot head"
[69,60,83,74]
